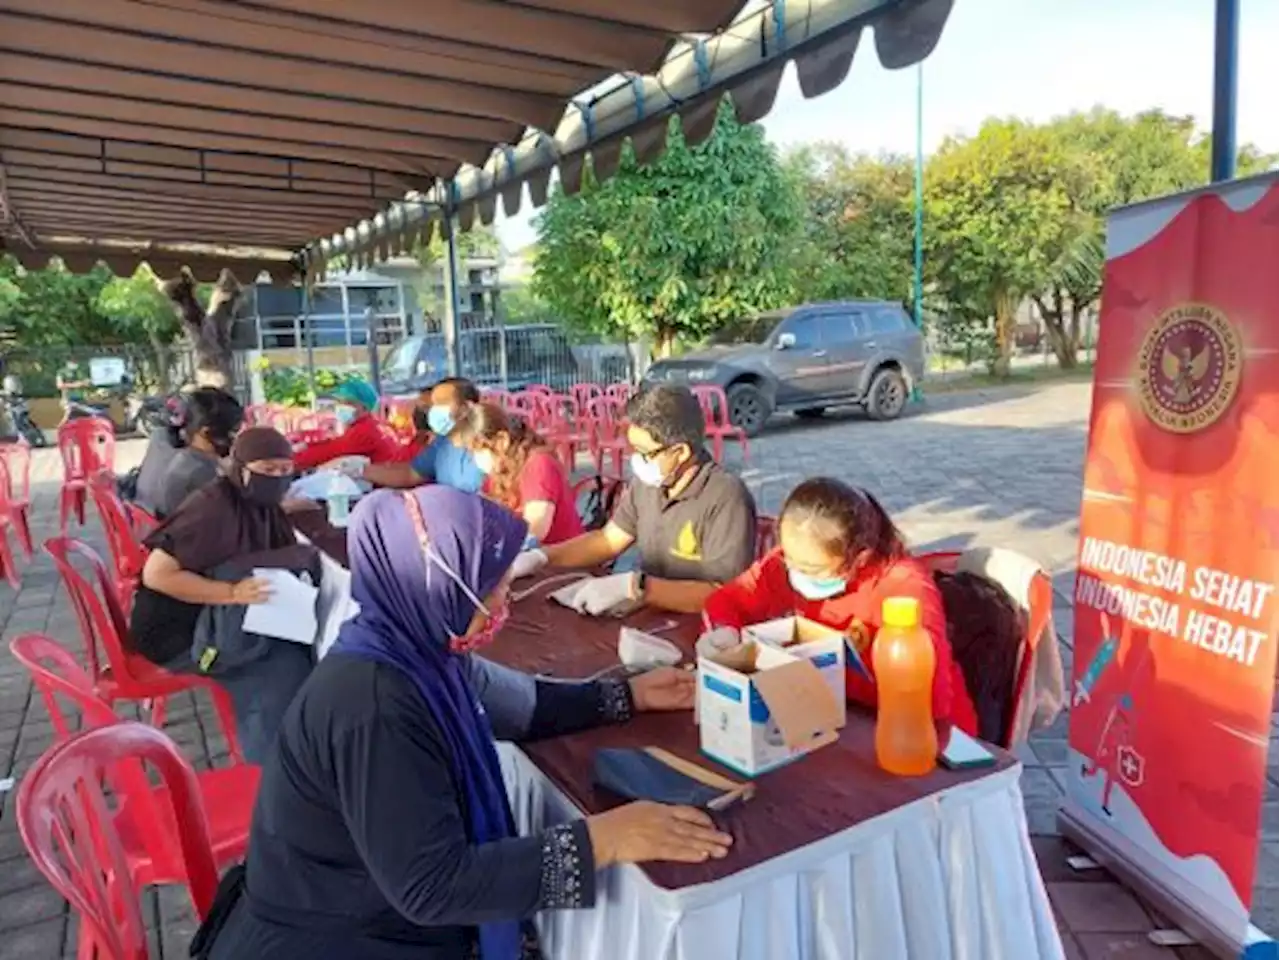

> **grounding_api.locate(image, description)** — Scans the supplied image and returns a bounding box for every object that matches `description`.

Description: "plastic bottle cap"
[881,596,920,628]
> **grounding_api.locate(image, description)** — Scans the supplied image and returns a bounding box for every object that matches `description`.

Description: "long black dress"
[207,652,632,959]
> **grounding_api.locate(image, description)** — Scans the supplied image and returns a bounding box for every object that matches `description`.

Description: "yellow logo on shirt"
[670,521,702,561]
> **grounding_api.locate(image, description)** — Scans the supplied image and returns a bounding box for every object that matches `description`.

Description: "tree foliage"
[532,96,804,355]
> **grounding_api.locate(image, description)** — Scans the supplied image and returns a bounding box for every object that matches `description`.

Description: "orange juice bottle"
[872,597,938,776]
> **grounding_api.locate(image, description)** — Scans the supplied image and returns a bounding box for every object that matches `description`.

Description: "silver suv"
[642,300,925,436]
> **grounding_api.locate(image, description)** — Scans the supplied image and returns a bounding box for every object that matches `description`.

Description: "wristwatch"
[632,570,648,601]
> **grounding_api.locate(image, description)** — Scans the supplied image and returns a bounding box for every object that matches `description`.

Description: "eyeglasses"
[631,443,673,463]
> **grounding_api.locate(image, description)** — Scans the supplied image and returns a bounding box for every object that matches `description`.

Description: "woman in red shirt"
[703,478,979,737]
[457,402,585,546]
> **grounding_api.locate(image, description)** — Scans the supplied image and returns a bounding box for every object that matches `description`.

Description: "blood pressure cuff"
[592,748,726,809]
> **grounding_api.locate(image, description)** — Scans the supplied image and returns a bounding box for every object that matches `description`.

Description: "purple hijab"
[333,486,526,959]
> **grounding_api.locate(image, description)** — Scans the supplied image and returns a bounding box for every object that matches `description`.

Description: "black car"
[380,325,582,396]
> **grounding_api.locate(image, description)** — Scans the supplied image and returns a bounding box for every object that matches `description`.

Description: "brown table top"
[290,512,1018,892]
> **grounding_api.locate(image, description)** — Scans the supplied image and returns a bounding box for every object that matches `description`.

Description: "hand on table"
[695,626,740,657]
[510,548,548,580]
[229,578,272,605]
[628,666,696,712]
[570,572,635,615]
[586,801,732,867]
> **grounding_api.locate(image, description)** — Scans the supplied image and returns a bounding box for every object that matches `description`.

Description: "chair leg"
[74,489,86,527]
[148,696,168,729]
[0,530,17,590]
[14,506,33,559]
[59,489,71,534]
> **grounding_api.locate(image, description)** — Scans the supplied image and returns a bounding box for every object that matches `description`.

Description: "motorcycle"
[65,378,170,437]
[0,392,49,447]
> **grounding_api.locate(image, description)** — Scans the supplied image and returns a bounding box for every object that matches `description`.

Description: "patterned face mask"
[402,493,507,654]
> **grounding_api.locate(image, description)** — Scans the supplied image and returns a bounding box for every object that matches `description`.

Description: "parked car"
[642,300,925,436]
[379,324,582,396]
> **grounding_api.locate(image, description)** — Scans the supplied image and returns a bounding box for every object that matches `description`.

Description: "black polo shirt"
[610,457,756,583]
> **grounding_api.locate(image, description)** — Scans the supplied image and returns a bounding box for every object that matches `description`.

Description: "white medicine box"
[698,642,843,777]
[744,616,848,722]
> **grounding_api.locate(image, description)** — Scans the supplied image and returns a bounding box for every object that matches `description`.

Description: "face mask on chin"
[241,471,292,506]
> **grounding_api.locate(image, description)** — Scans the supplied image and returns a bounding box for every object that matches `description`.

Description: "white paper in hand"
[242,568,319,645]
[618,627,683,668]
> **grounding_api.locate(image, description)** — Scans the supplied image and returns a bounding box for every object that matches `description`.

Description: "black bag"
[188,863,246,959]
[578,475,623,531]
[593,748,727,808]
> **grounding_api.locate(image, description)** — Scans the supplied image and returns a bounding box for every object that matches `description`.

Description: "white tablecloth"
[497,743,1065,960]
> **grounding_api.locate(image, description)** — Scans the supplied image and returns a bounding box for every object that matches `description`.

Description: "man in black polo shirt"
[514,384,757,614]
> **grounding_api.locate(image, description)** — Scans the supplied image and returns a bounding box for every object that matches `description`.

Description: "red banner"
[1066,174,1278,951]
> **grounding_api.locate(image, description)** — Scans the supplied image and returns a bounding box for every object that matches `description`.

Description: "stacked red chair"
[0,439,34,558]
[691,384,751,465]
[56,417,116,532]
[586,395,630,476]
[88,474,151,609]
[43,536,245,763]
[16,719,222,959]
[12,635,259,881]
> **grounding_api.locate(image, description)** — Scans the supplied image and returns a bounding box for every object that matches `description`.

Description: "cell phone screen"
[939,729,997,769]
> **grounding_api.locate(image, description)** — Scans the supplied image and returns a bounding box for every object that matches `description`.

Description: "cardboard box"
[698,642,844,777]
[744,616,849,722]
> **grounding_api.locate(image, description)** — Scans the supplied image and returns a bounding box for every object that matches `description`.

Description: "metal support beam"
[441,202,463,378]
[1210,0,1239,183]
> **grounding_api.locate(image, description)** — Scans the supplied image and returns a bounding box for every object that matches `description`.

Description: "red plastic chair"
[690,385,750,466]
[293,412,339,438]
[920,550,1054,749]
[125,503,159,539]
[522,384,554,396]
[57,417,116,532]
[12,634,258,886]
[16,720,220,960]
[89,475,148,609]
[0,459,23,589]
[0,439,35,557]
[586,396,630,476]
[570,382,604,413]
[605,382,636,405]
[754,515,778,560]
[43,536,245,764]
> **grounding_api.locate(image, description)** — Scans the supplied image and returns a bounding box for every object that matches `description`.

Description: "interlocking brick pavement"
[0,382,1274,958]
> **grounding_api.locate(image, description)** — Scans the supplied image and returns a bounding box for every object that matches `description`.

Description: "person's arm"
[362,460,422,489]
[467,657,634,741]
[702,551,792,628]
[141,550,262,606]
[638,576,718,615]
[541,522,633,569]
[335,703,596,927]
[517,453,567,544]
[293,432,361,472]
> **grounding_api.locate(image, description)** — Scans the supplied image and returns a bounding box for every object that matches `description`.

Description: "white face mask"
[473,449,497,475]
[629,452,666,487]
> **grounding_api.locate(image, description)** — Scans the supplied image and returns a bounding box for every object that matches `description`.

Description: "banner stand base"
[1059,803,1275,960]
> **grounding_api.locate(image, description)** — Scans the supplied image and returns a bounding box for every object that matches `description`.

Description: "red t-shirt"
[516,451,584,545]
[292,413,405,471]
[703,548,979,737]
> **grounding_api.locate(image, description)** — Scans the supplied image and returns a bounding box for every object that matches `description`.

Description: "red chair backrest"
[755,515,778,560]
[522,384,554,396]
[125,504,159,539]
[10,633,120,740]
[294,412,339,437]
[0,440,32,504]
[604,382,635,404]
[586,396,626,442]
[570,383,604,411]
[243,404,273,426]
[43,537,132,685]
[57,418,116,481]
[690,385,733,430]
[16,721,219,958]
[89,477,148,586]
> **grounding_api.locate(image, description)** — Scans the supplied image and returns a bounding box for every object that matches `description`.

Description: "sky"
[492,0,1279,251]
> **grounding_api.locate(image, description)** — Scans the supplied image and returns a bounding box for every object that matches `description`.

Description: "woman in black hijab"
[130,427,299,670]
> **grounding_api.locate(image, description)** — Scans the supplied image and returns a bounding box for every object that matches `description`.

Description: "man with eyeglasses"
[513,384,757,614]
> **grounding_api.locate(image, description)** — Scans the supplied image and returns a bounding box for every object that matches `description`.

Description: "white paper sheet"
[242,568,319,645]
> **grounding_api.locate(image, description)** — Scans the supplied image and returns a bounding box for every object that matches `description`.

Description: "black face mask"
[242,472,291,506]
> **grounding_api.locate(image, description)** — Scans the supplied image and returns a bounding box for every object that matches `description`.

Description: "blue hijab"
[334,487,527,959]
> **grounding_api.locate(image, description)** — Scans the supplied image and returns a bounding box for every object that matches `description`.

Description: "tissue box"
[744,617,848,723]
[698,642,843,777]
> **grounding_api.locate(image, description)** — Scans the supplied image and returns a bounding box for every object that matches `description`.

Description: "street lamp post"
[911,61,925,402]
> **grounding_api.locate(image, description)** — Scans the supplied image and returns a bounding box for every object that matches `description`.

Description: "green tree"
[0,256,116,346]
[411,221,501,270]
[783,144,915,304]
[925,119,1091,376]
[532,96,804,355]
[97,265,185,389]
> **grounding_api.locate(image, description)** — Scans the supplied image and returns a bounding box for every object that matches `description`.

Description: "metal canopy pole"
[1210,0,1239,182]
[441,198,463,379]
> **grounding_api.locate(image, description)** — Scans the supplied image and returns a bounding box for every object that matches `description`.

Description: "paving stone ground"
[0,379,1275,959]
